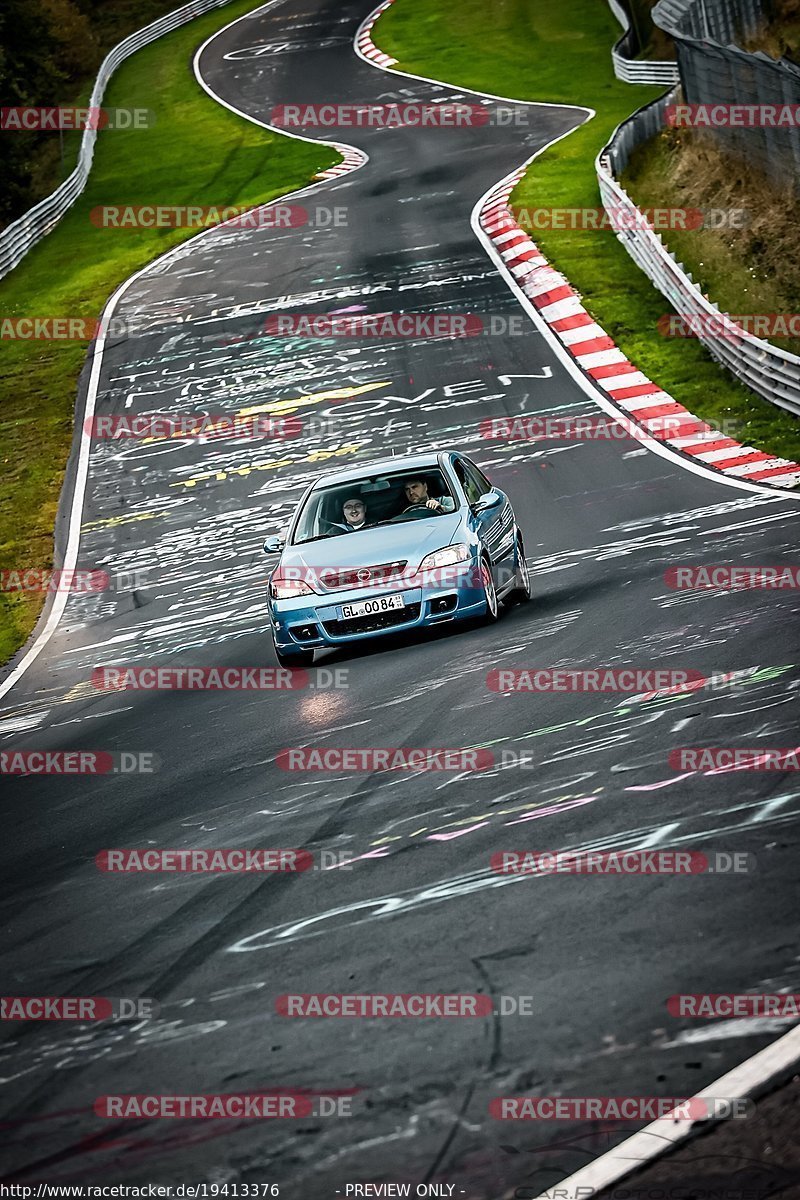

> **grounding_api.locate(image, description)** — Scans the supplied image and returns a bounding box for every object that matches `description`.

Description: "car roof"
[311,452,450,488]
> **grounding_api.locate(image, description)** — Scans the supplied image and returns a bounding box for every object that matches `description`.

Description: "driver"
[401,477,455,515]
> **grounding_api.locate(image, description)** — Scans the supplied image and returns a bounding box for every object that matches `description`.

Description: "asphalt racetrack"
[1,0,799,1193]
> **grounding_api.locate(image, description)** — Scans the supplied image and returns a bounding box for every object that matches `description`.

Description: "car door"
[454,457,515,584]
[450,456,506,583]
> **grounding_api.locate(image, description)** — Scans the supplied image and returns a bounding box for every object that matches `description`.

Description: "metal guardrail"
[597,87,800,418]
[608,0,680,85]
[653,0,763,45]
[0,0,232,282]
[653,0,800,190]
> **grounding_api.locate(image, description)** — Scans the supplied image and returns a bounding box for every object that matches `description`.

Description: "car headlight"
[270,574,316,599]
[417,543,470,572]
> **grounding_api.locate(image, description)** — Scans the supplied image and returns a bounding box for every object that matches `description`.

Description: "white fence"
[608,0,680,85]
[0,0,233,282]
[596,89,800,417]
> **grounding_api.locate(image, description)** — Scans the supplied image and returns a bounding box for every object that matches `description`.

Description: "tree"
[0,0,97,225]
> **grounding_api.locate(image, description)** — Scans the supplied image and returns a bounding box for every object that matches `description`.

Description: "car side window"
[454,459,483,505]
[464,458,492,495]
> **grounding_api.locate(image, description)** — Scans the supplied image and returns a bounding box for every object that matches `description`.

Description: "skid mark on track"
[226,789,800,952]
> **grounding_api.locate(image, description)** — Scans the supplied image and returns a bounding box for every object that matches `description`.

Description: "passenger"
[338,498,368,531]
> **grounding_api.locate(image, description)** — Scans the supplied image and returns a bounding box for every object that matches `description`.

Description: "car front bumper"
[269,569,488,650]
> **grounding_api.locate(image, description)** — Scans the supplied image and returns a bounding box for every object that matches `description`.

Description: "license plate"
[340,593,405,620]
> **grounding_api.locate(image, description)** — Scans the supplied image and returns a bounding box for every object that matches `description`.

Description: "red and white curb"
[479,170,800,489]
[315,142,368,180]
[355,0,398,67]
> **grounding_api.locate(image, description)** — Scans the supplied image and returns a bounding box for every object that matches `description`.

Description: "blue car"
[263,450,530,666]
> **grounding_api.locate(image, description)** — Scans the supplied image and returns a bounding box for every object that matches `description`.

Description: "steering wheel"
[390,503,438,522]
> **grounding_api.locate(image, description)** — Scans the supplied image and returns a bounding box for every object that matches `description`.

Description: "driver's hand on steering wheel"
[424,499,443,511]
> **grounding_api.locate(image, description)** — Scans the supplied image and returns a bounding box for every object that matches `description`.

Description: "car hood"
[283,513,463,572]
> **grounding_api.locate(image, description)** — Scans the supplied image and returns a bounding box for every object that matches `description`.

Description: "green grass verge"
[0,0,339,666]
[375,0,800,457]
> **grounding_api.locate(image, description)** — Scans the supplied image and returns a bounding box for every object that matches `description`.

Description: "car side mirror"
[263,533,286,554]
[472,490,501,513]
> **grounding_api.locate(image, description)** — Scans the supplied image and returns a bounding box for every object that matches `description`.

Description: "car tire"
[508,535,532,605]
[274,644,315,668]
[479,557,499,623]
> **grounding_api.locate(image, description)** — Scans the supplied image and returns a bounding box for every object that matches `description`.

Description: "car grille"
[318,560,408,591]
[323,603,421,637]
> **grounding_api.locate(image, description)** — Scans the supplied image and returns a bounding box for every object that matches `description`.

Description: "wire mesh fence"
[653,0,800,189]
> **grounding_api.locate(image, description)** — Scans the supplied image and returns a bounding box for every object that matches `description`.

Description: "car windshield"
[292,467,456,544]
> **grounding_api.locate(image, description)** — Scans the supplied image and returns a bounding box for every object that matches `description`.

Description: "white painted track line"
[524,1023,800,1199]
